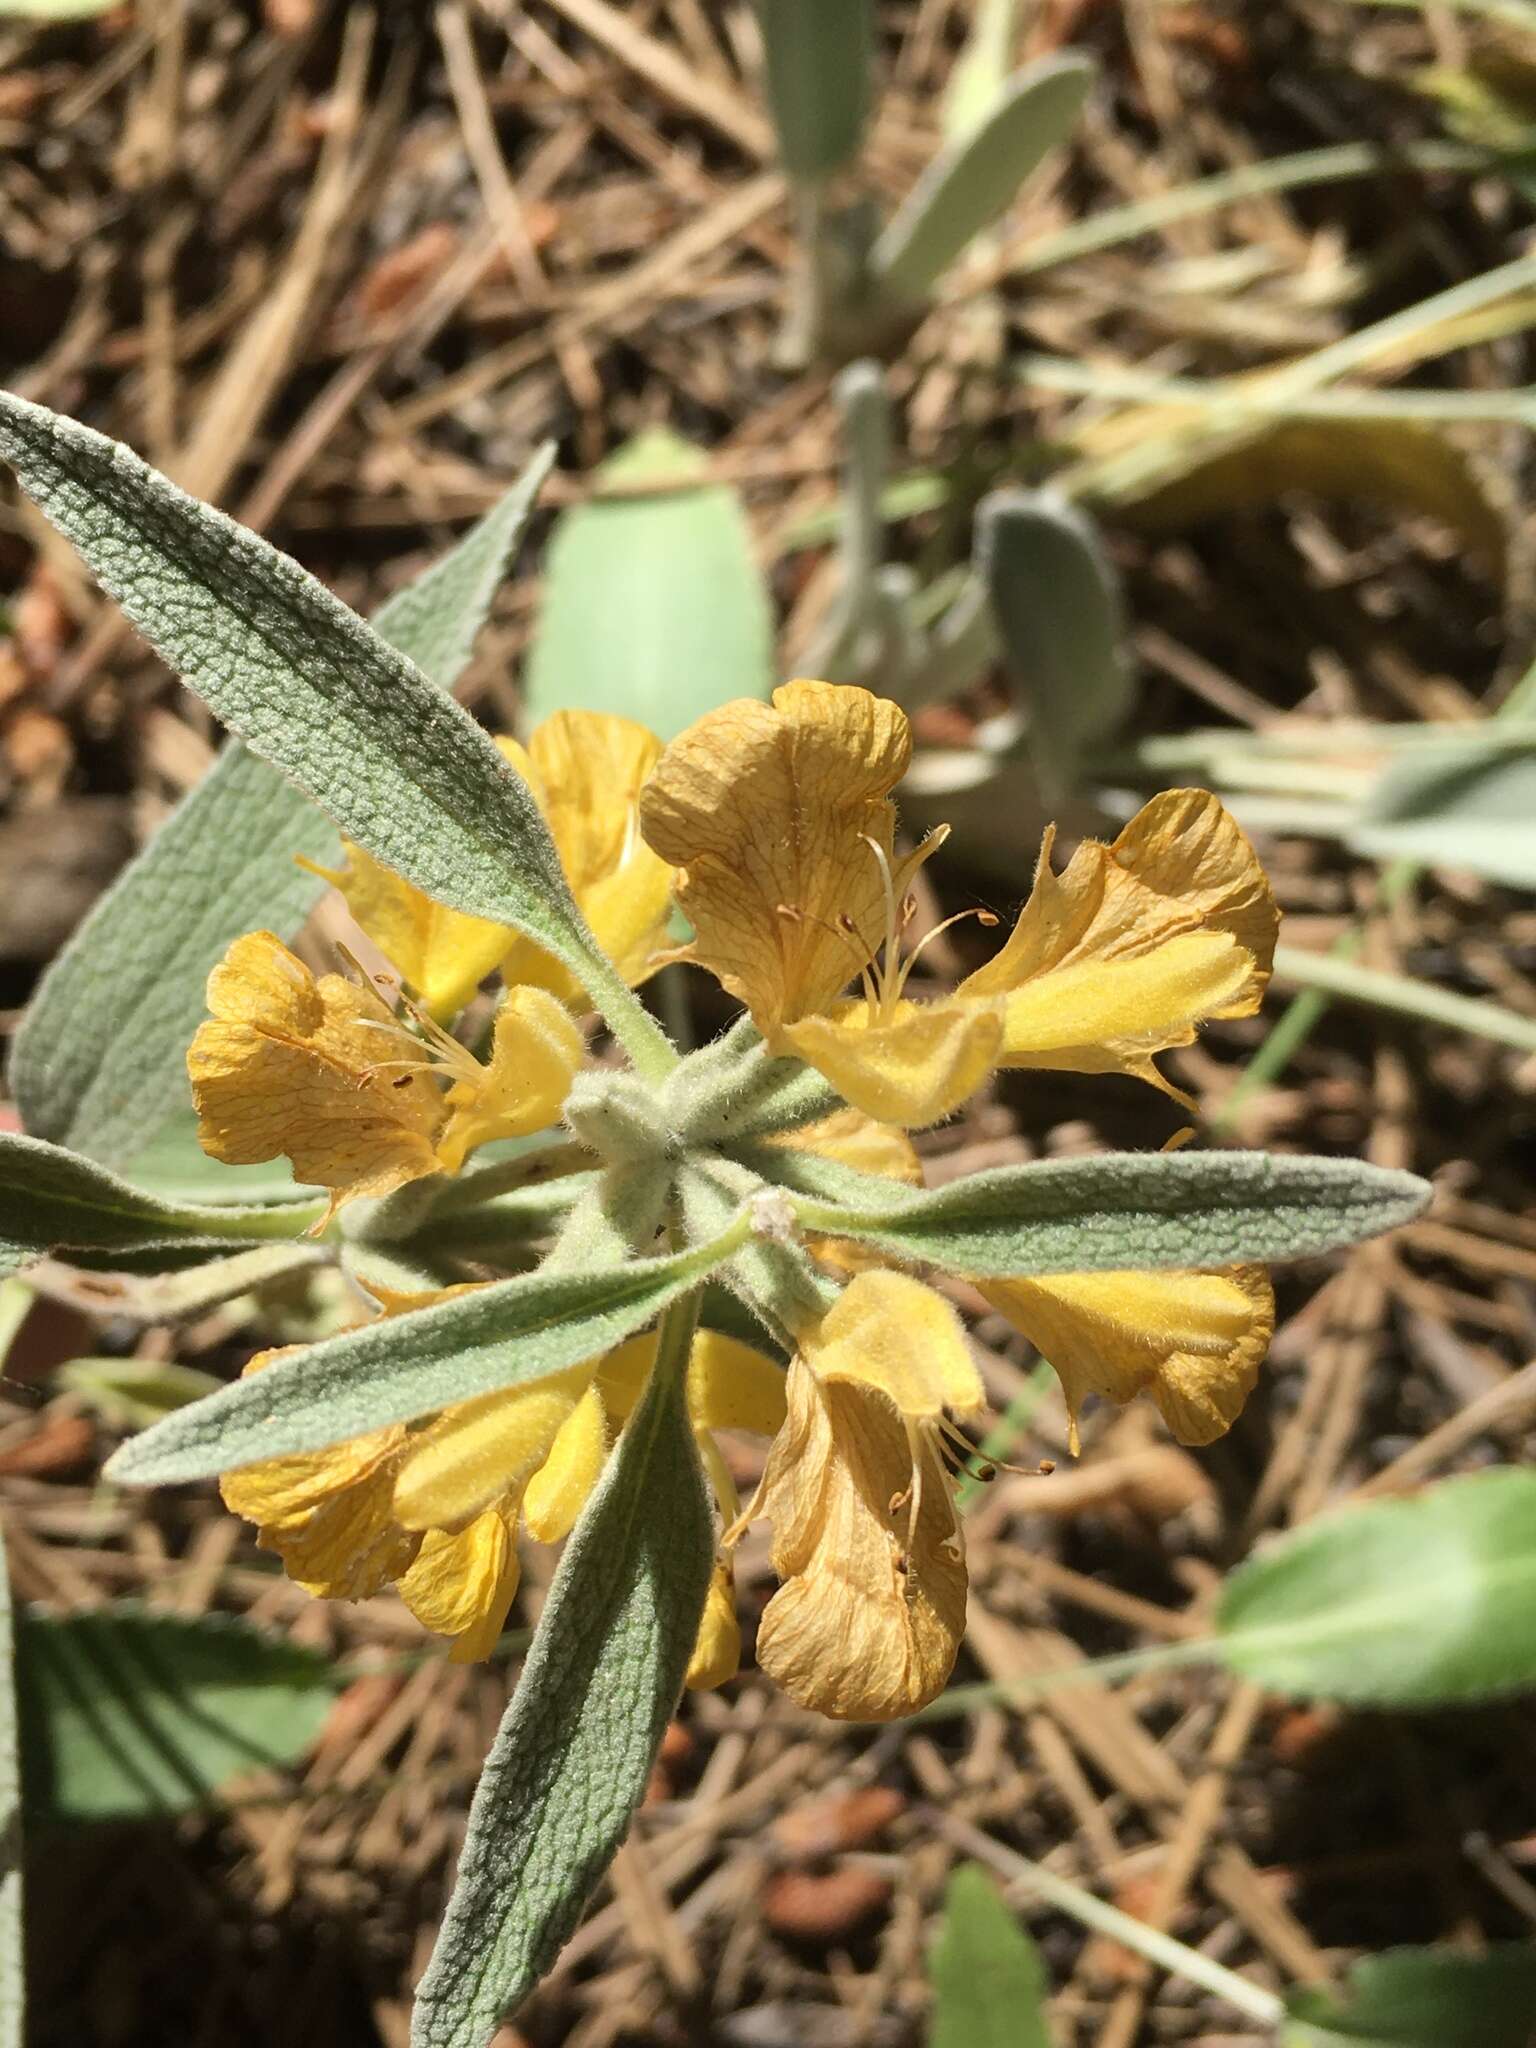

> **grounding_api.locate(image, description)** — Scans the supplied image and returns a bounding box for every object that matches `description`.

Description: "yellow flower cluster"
[190,686,1280,1718]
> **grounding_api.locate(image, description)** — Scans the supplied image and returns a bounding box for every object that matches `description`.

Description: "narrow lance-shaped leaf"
[756,0,876,182]
[1351,740,1536,892]
[411,1298,713,2048]
[0,1133,323,1281]
[979,486,1132,799]
[13,446,559,1171]
[1216,1469,1536,1708]
[869,52,1094,305]
[0,396,599,990]
[928,1864,1050,2048]
[105,1223,744,1486]
[765,1146,1430,1277]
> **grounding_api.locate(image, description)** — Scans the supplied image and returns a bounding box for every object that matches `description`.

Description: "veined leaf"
[1216,1469,1536,1706]
[762,1146,1430,1277]
[869,53,1094,305]
[0,1525,20,2048]
[524,428,772,740]
[411,1301,712,2048]
[0,1133,323,1280]
[978,488,1130,798]
[0,398,603,999]
[928,1864,1050,2048]
[10,452,556,1169]
[1284,1944,1536,2047]
[16,1606,337,1824]
[105,1224,744,1485]
[756,0,876,181]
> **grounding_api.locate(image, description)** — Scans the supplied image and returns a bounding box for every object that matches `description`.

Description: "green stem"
[1267,943,1536,1055]
[581,950,680,1084]
[926,1812,1286,2025]
[914,1636,1219,1722]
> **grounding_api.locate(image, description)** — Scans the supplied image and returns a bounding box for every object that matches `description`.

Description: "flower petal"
[301,843,515,1022]
[808,1270,984,1421]
[500,714,675,999]
[188,932,445,1210]
[982,1265,1275,1450]
[435,983,584,1171]
[637,680,912,1036]
[962,791,1277,1091]
[685,1560,741,1693]
[396,1510,521,1661]
[755,1357,966,1720]
[596,1330,787,1439]
[781,994,1004,1129]
[391,1366,595,1531]
[522,1384,609,1542]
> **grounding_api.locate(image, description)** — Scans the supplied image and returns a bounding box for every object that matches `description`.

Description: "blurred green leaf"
[525,429,772,740]
[944,0,1022,142]
[58,1357,223,1430]
[0,0,114,14]
[757,0,875,181]
[1217,1470,1536,1706]
[871,53,1094,304]
[978,488,1131,800]
[1351,741,1536,889]
[928,1863,1050,2048]
[16,1608,338,1824]
[1283,1944,1536,2047]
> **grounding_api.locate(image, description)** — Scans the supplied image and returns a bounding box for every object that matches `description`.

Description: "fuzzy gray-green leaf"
[773,1147,1429,1276]
[0,396,591,988]
[0,1133,323,1280]
[10,449,556,1168]
[105,1231,740,1486]
[756,0,876,182]
[411,1313,712,2048]
[979,487,1131,798]
[869,52,1094,304]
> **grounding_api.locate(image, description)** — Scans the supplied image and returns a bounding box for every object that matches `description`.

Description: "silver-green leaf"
[104,1228,741,1486]
[411,1305,712,2048]
[770,1147,1430,1276]
[756,0,876,182]
[0,1133,323,1280]
[0,396,596,988]
[869,52,1094,305]
[928,1863,1050,2048]
[978,487,1132,798]
[1350,737,1536,892]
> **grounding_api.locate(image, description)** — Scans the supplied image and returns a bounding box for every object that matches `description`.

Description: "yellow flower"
[747,1271,981,1721]
[310,711,673,1020]
[639,682,1278,1128]
[220,1312,786,1674]
[981,1266,1275,1453]
[187,932,583,1219]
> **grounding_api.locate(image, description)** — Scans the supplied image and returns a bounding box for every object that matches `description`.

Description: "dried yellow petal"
[755,1356,966,1720]
[982,1265,1275,1450]
[188,931,444,1213]
[638,680,913,1038]
[808,1270,984,1421]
